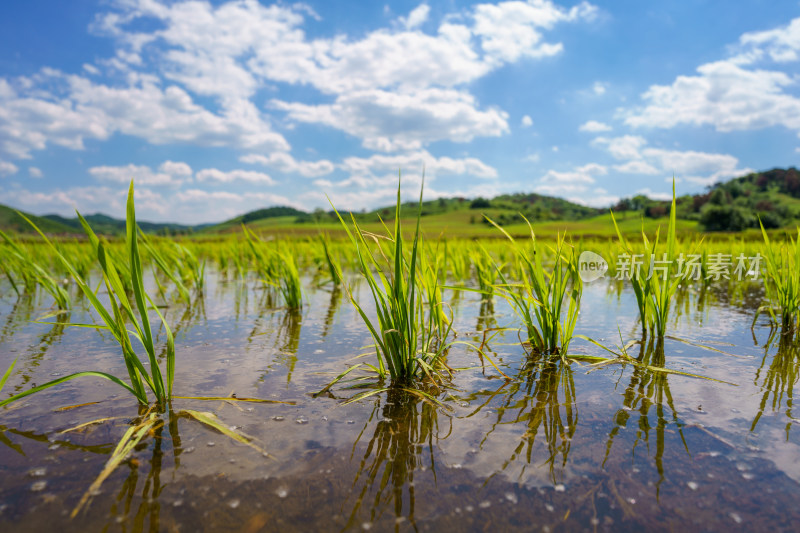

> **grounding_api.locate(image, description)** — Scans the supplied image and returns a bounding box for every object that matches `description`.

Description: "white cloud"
[592,81,606,95]
[0,73,289,159]
[635,188,672,201]
[626,18,800,137]
[89,163,188,186]
[738,17,800,64]
[521,115,533,127]
[85,0,595,153]
[28,166,43,178]
[158,160,192,177]
[339,150,498,180]
[472,0,596,65]
[239,152,335,178]
[591,135,648,160]
[592,134,752,185]
[613,160,659,174]
[539,162,607,186]
[402,4,430,30]
[579,120,611,132]
[0,159,18,177]
[195,168,275,184]
[272,88,509,150]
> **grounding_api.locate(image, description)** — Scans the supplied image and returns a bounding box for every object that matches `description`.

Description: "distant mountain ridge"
[1,167,799,235]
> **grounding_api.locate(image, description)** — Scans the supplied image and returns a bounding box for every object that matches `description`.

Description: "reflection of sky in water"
[1,273,799,530]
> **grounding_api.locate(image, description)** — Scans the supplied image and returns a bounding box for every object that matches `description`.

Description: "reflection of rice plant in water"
[345,387,445,529]
[751,331,800,437]
[602,337,688,498]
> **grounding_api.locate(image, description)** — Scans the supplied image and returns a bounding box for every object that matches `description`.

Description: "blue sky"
[1,0,799,224]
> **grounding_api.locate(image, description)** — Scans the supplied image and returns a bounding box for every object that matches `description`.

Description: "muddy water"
[1,272,799,531]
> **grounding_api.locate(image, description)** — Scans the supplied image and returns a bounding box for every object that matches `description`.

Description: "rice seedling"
[610,181,680,338]
[0,229,70,309]
[0,181,175,407]
[486,215,581,358]
[755,223,800,331]
[327,176,453,385]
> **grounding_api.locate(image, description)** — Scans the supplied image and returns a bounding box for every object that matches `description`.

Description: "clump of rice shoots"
[0,181,175,407]
[756,223,800,331]
[0,229,70,309]
[486,215,581,358]
[328,176,451,384]
[610,180,680,338]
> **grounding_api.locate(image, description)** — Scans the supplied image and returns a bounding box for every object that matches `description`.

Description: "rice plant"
[0,229,70,309]
[328,176,451,384]
[610,180,680,338]
[0,181,175,407]
[487,216,582,358]
[756,223,800,331]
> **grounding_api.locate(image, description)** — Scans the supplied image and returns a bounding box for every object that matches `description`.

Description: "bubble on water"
[173,499,183,507]
[627,498,636,505]
[314,349,324,354]
[246,408,254,412]
[228,499,240,509]
[459,402,470,408]
[504,492,518,504]
[275,487,288,498]
[730,512,743,524]
[321,416,328,421]
[295,417,309,424]
[29,468,47,478]
[465,505,474,512]
[687,481,699,491]
[554,484,565,492]
[346,420,355,424]
[742,473,755,480]
[184,446,195,454]
[48,444,60,451]
[361,522,372,530]
[30,481,47,492]
[451,463,462,469]
[50,372,62,377]
[207,442,216,447]
[272,416,285,422]
[545,504,554,512]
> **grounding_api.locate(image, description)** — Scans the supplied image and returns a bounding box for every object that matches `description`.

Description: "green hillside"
[0,204,75,234]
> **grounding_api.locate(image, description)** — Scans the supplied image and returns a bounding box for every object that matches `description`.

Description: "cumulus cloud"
[81,0,595,152]
[592,135,752,185]
[195,168,275,184]
[401,4,431,30]
[626,17,800,137]
[28,166,43,178]
[521,115,533,127]
[272,88,509,150]
[239,152,335,178]
[339,150,498,180]
[578,120,611,132]
[0,159,18,177]
[89,161,191,185]
[0,73,288,159]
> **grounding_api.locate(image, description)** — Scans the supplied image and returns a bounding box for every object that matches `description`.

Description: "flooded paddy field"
[2,270,799,532]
